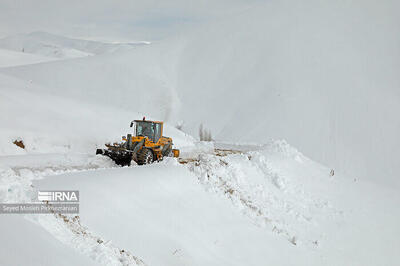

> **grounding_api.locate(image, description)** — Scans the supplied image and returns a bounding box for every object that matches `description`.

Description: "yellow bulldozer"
[96,118,179,166]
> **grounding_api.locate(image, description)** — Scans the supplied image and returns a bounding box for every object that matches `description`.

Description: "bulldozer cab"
[131,120,162,143]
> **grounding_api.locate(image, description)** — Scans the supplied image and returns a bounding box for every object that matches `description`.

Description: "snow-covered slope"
[0,1,399,265]
[0,71,192,156]
[32,159,312,266]
[1,63,397,264]
[0,141,393,266]
[0,31,149,58]
[173,0,400,187]
[0,42,181,124]
[0,48,57,67]
[0,215,97,266]
[1,0,399,187]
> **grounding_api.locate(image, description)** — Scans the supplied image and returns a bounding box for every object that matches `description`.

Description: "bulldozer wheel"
[137,148,153,165]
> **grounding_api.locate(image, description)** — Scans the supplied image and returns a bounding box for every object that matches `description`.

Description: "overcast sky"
[0,0,256,41]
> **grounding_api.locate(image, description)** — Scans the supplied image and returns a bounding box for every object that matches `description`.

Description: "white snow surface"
[0,1,399,265]
[0,141,398,265]
[0,48,57,67]
[0,31,149,59]
[0,215,97,266]
[1,1,399,187]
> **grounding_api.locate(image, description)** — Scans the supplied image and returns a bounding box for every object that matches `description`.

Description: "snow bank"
[187,140,400,265]
[33,160,315,266]
[22,139,400,266]
[0,215,97,266]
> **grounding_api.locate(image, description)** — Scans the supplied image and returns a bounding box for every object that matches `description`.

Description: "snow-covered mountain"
[2,0,399,187]
[0,31,149,58]
[0,0,399,265]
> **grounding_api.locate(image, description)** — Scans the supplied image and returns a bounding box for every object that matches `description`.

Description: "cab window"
[154,123,161,142]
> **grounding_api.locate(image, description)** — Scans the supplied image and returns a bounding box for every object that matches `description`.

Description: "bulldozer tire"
[137,148,153,165]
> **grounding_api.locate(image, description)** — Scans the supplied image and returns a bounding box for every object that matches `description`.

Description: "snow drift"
[25,142,399,266]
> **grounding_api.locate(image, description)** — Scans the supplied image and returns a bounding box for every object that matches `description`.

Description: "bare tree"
[199,124,213,141]
[176,120,184,130]
[199,123,204,141]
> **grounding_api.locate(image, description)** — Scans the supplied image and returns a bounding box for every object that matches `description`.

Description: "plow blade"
[96,148,133,166]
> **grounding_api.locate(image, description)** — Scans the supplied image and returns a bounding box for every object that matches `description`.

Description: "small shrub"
[13,139,25,149]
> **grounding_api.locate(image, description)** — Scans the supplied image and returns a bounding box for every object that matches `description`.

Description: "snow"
[188,141,400,265]
[2,3,399,186]
[0,141,393,266]
[0,48,57,67]
[0,71,190,156]
[0,31,149,59]
[170,0,400,188]
[0,0,399,265]
[0,215,97,266]
[32,158,312,266]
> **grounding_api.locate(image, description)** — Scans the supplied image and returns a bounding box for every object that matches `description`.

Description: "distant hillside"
[0,31,149,58]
